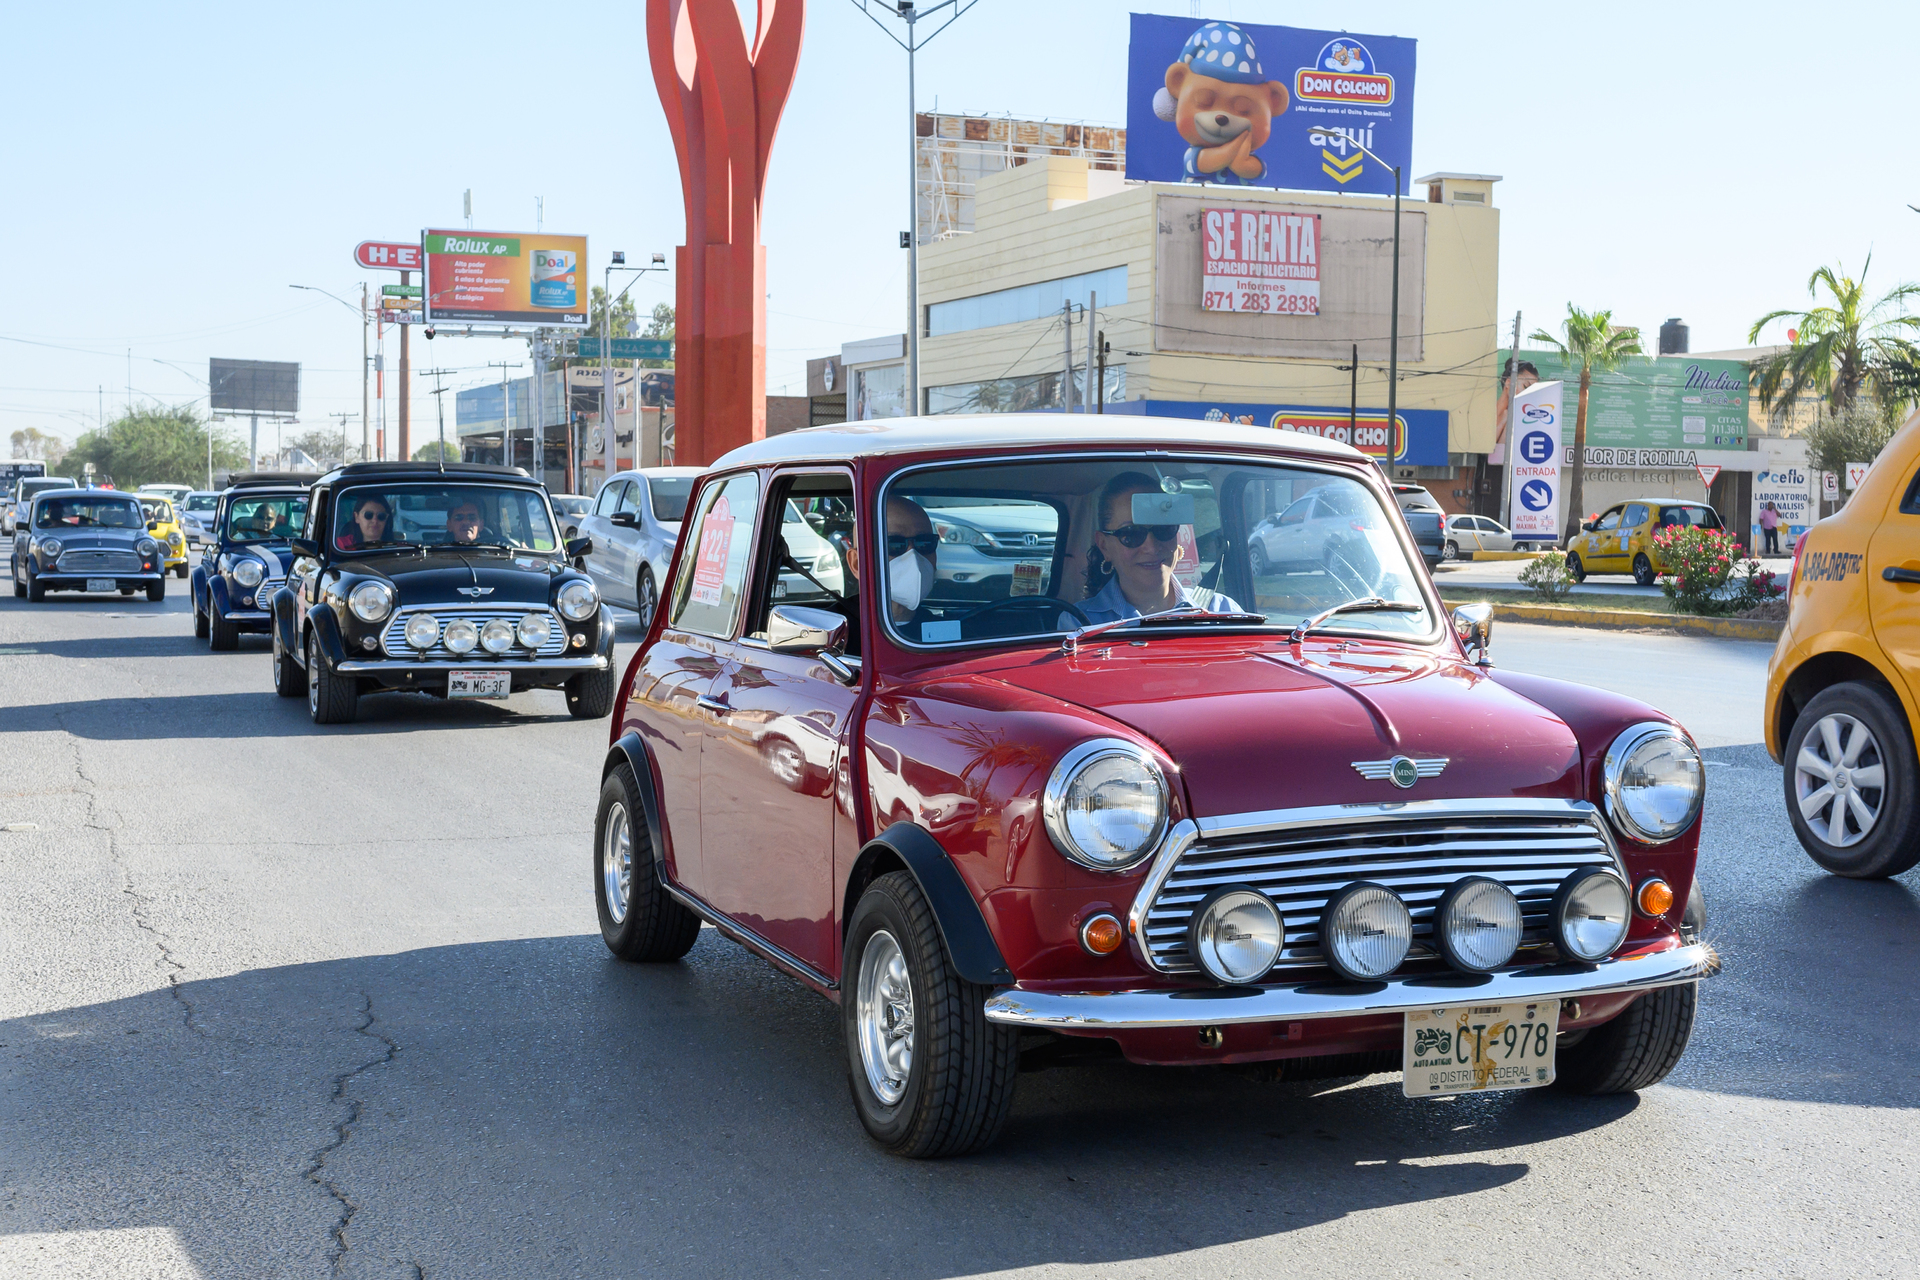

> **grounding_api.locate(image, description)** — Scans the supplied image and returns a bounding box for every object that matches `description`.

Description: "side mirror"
[1581,521,1596,532]
[565,536,593,560]
[1451,603,1494,668]
[146,520,160,531]
[289,537,320,558]
[768,604,856,684]
[608,511,638,528]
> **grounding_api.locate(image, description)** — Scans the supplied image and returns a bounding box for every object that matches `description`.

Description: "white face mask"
[889,549,933,612]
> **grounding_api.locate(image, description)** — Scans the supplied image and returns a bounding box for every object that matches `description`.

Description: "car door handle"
[696,694,731,715]
[1883,567,1920,584]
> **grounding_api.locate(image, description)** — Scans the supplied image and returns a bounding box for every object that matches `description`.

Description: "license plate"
[1402,1001,1559,1097]
[86,578,117,592]
[448,669,511,699]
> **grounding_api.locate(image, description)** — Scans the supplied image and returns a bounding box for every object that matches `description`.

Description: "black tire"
[1632,553,1656,587]
[636,567,658,630]
[565,662,618,719]
[146,579,165,603]
[1442,540,1459,563]
[271,626,303,698]
[208,604,239,651]
[193,595,209,638]
[27,568,44,602]
[306,632,357,724]
[12,574,22,599]
[1553,982,1696,1094]
[843,871,1019,1158]
[1783,681,1920,878]
[174,564,188,579]
[1566,552,1586,583]
[594,763,701,961]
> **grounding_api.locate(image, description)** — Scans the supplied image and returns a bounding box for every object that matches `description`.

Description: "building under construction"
[915,112,1124,245]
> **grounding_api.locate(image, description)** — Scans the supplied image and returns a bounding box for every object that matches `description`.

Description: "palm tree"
[1529,305,1643,543]
[1749,258,1920,420]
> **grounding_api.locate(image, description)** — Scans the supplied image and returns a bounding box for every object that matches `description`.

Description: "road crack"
[303,993,399,1277]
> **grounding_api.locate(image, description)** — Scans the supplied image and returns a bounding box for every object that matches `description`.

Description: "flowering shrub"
[1518,549,1576,600]
[1654,526,1785,615]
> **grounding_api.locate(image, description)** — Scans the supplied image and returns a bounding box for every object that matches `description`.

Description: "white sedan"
[1442,514,1541,560]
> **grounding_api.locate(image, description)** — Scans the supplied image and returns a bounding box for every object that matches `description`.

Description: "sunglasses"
[887,532,939,558]
[1102,524,1180,549]
[358,511,389,523]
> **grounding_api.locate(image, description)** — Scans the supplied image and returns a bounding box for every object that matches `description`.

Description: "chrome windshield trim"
[982,941,1715,1030]
[1125,799,1627,975]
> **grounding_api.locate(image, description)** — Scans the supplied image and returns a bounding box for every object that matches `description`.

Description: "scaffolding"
[915,112,1126,245]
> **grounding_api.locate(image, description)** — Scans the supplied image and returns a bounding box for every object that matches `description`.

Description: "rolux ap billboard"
[422,230,590,328]
[1126,13,1416,198]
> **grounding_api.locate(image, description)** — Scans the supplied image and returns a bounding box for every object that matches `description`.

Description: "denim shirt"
[1062,577,1247,630]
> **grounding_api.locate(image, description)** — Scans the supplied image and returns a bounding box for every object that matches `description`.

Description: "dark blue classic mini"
[190,473,313,650]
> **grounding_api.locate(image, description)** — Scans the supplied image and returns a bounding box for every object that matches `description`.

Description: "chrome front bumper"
[334,655,610,675]
[982,943,1714,1030]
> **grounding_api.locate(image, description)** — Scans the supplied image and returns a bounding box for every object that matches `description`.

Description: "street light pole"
[290,283,370,463]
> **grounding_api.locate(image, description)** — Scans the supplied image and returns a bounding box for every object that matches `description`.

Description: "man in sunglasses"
[1074,473,1242,627]
[879,496,938,624]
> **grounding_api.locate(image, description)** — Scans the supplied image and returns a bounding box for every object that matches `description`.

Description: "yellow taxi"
[1764,413,1920,878]
[138,496,190,578]
[1565,497,1727,586]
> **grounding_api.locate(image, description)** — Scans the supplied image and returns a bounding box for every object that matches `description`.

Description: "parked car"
[576,466,702,627]
[269,461,614,725]
[1390,483,1446,569]
[11,488,168,602]
[595,414,1713,1157]
[1442,514,1539,561]
[1766,422,1920,877]
[189,473,312,650]
[178,490,220,547]
[550,493,591,539]
[1567,499,1725,586]
[4,476,76,536]
[137,495,190,578]
[137,483,195,508]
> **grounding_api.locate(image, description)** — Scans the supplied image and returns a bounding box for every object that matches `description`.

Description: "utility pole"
[422,368,457,468]
[1086,291,1097,414]
[1348,342,1358,440]
[1062,300,1075,413]
[329,411,357,466]
[1498,311,1523,525]
[488,360,523,469]
[1096,331,1108,412]
[360,283,371,464]
[399,269,412,462]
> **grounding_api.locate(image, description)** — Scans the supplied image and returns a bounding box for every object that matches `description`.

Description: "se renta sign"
[1126,13,1416,198]
[1506,380,1565,540]
[1202,208,1320,314]
[1127,399,1447,466]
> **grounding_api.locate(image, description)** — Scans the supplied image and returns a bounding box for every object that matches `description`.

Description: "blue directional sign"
[1519,479,1554,512]
[1519,431,1555,465]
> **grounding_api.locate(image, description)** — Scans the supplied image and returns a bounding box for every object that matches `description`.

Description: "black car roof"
[228,472,317,490]
[323,461,535,482]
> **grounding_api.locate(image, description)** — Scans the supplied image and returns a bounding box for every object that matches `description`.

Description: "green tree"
[570,285,642,372]
[64,406,243,490]
[1529,305,1644,542]
[1749,257,1920,418]
[10,427,68,465]
[1802,402,1903,481]
[412,439,460,463]
[286,428,360,469]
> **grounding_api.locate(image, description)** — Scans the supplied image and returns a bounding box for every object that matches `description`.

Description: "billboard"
[1126,14,1415,198]
[1507,381,1566,540]
[423,230,589,328]
[1498,350,1748,453]
[1202,207,1320,315]
[1126,399,1447,466]
[209,359,299,415]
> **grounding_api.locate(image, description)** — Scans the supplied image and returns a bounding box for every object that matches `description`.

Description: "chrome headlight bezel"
[1321,881,1413,981]
[1551,867,1632,962]
[37,536,63,560]
[1186,885,1285,985]
[1434,876,1524,973]
[442,618,479,655]
[515,612,551,650]
[1603,721,1704,845]
[479,618,515,654]
[556,578,599,621]
[347,581,396,624]
[403,612,441,650]
[137,538,160,557]
[230,557,265,588]
[1042,738,1171,872]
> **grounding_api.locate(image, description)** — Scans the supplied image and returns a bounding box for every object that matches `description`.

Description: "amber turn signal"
[1636,877,1674,918]
[1080,913,1124,955]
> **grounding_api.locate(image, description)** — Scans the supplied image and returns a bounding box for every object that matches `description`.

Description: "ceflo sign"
[1507,380,1565,539]
[422,229,590,328]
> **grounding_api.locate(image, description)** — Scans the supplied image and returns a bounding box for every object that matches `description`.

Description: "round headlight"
[404,613,441,650]
[1604,722,1704,844]
[1320,882,1412,981]
[348,581,395,624]
[37,537,63,559]
[557,579,599,621]
[516,613,551,650]
[1434,877,1524,973]
[167,532,183,547]
[231,558,265,587]
[1187,886,1284,985]
[1042,739,1170,871]
[137,538,160,557]
[480,618,515,654]
[443,618,479,654]
[1552,868,1631,962]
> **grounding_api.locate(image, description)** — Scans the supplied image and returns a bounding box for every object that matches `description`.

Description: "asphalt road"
[3,586,1916,1279]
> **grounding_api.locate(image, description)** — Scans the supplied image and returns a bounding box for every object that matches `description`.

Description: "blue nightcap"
[1178,21,1266,84]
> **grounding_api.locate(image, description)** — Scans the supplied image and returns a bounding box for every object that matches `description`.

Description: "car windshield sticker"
[690,495,734,607]
[1173,526,1202,588]
[920,620,962,643]
[1802,550,1862,583]
[1010,562,1044,597]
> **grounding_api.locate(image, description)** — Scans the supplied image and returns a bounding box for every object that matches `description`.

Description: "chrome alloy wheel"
[1795,711,1886,848]
[602,800,633,925]
[856,929,914,1106]
[306,636,319,716]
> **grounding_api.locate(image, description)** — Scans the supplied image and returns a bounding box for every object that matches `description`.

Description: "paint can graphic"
[530,249,577,309]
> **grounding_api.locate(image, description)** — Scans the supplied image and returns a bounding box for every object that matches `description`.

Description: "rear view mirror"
[1132,491,1196,525]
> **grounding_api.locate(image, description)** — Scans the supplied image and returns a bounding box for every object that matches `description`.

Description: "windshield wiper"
[1063,606,1272,654]
[1288,597,1424,643]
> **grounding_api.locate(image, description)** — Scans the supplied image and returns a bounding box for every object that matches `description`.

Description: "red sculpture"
[648,0,804,465]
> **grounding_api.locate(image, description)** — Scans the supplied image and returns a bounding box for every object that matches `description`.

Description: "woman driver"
[1070,472,1244,627]
[337,495,394,550]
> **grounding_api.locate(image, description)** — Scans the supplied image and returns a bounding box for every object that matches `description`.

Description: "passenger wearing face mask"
[881,496,939,625]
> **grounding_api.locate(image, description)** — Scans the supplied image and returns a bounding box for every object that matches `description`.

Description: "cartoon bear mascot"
[1153,21,1289,185]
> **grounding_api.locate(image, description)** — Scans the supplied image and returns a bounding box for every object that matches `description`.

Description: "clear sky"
[5,1,1917,455]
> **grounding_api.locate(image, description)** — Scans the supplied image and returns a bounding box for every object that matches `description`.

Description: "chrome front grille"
[238,579,282,610]
[381,606,568,659]
[1135,801,1625,976]
[56,549,142,574]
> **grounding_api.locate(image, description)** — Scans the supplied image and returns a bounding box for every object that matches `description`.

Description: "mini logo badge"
[456,586,494,597]
[1352,755,1448,787]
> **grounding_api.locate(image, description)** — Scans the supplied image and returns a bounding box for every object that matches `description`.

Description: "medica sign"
[1201,207,1321,315]
[1507,379,1566,540]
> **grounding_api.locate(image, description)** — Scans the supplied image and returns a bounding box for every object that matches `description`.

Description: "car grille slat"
[55,549,142,574]
[1140,807,1623,975]
[382,606,568,659]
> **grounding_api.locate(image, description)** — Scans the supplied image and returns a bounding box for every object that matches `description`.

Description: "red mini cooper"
[595,417,1713,1157]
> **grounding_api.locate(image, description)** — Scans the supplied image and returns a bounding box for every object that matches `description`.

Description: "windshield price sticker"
[1403,1001,1559,1097]
[689,495,734,608]
[1202,208,1321,315]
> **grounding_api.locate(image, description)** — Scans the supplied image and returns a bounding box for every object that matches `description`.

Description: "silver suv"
[575,468,702,626]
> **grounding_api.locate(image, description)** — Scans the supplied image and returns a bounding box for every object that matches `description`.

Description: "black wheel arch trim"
[608,731,671,880]
[856,821,1014,986]
[303,603,347,668]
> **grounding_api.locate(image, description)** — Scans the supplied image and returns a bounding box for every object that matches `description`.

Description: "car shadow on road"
[0,633,209,660]
[2,934,1637,1279]
[0,689,580,738]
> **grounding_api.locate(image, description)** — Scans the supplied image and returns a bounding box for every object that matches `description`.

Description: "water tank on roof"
[1659,318,1689,355]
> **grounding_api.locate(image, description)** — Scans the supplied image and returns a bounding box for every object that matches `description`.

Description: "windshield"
[648,477,694,522]
[19,479,72,501]
[551,496,590,517]
[882,457,1433,648]
[223,493,308,544]
[140,498,176,523]
[37,495,144,529]
[332,482,557,553]
[184,492,218,513]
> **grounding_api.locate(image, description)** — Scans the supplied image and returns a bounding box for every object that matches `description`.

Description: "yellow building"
[916,156,1504,513]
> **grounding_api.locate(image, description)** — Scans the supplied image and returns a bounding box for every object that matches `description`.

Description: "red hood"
[974,638,1583,818]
